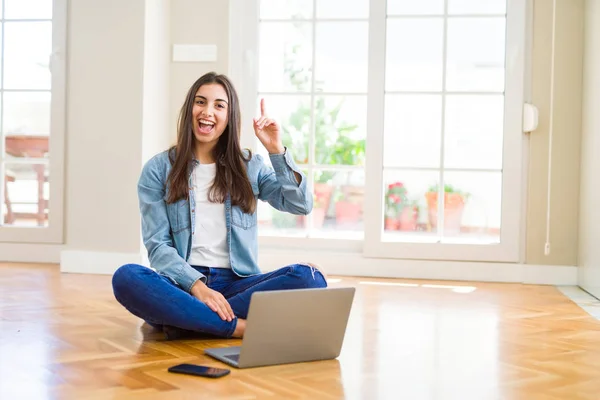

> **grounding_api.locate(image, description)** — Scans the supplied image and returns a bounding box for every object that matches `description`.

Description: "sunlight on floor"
[329,279,478,293]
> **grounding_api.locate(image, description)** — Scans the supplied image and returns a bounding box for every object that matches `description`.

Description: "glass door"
[253,0,370,241]
[0,0,66,243]
[363,0,525,262]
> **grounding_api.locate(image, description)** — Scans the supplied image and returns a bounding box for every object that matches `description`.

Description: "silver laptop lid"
[238,287,355,368]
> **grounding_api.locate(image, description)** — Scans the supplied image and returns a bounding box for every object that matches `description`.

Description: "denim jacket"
[137,148,312,292]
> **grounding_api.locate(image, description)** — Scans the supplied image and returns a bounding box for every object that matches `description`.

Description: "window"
[230,0,526,262]
[248,1,369,240]
[0,0,66,243]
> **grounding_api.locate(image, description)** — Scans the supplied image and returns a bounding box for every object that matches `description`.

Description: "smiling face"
[192,83,229,154]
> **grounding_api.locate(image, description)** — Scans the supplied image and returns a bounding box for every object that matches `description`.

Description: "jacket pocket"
[230,184,259,229]
[231,206,257,229]
[166,199,190,233]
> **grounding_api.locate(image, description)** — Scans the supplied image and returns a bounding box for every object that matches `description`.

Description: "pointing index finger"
[260,98,266,117]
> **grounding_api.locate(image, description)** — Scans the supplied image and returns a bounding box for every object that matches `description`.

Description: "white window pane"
[260,0,312,19]
[3,163,48,227]
[4,92,50,137]
[5,0,52,19]
[259,23,312,92]
[387,0,444,15]
[386,19,443,91]
[315,22,368,93]
[444,95,504,170]
[383,171,500,243]
[382,170,439,238]
[258,170,367,240]
[448,0,506,15]
[261,207,305,233]
[443,172,501,242]
[257,168,308,236]
[446,18,506,92]
[313,170,365,236]
[4,22,52,90]
[317,0,369,19]
[384,95,442,168]
[315,96,366,166]
[258,95,311,165]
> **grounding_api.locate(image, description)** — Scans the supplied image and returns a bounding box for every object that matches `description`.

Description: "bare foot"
[232,318,246,338]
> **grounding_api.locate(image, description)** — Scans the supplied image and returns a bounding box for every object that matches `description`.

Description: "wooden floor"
[2,264,600,400]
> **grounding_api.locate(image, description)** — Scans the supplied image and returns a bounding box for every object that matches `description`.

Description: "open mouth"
[197,119,215,134]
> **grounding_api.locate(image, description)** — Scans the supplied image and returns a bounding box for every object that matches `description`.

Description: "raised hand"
[253,98,284,154]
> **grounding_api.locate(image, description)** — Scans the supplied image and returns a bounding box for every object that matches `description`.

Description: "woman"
[112,72,327,339]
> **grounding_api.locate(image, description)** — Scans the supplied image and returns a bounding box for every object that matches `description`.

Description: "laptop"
[204,287,355,369]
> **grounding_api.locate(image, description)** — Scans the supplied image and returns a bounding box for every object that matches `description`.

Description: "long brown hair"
[166,72,256,214]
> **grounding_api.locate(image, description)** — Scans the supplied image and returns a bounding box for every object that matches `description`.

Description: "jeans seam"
[223,268,292,299]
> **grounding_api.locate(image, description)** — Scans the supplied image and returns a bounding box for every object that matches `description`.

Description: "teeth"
[199,119,214,126]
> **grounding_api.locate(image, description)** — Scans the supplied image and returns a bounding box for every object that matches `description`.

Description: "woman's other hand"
[190,280,235,322]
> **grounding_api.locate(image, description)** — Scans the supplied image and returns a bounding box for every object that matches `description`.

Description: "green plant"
[281,44,365,184]
[427,183,470,199]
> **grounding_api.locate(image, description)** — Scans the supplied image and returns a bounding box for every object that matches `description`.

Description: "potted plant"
[384,182,407,230]
[383,182,419,231]
[281,45,365,229]
[310,187,329,228]
[399,200,419,231]
[334,182,364,227]
[424,184,469,234]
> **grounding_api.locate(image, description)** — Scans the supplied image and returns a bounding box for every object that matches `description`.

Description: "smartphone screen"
[168,363,230,378]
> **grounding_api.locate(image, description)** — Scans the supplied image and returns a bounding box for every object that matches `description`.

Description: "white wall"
[169,0,229,140]
[65,0,146,255]
[527,0,584,266]
[60,0,229,273]
[578,0,600,296]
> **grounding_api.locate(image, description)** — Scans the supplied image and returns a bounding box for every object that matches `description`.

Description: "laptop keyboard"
[224,354,240,363]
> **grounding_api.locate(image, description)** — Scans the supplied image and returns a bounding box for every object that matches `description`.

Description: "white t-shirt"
[187,163,230,268]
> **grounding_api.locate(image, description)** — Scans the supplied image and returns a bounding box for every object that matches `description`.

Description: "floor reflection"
[2,265,599,399]
[0,323,56,400]
[335,279,499,400]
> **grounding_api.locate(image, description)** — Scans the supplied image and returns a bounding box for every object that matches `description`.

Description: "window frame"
[0,0,67,244]
[229,0,527,263]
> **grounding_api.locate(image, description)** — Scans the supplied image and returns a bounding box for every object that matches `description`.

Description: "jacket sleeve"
[256,148,313,215]
[137,156,205,292]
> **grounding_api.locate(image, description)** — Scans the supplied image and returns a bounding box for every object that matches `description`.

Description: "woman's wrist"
[267,144,285,154]
[190,279,206,296]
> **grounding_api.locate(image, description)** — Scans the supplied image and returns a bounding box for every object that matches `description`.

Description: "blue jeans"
[112,263,327,338]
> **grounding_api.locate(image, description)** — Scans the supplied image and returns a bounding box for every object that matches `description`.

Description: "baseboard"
[257,250,578,285]
[60,250,145,275]
[0,243,63,263]
[521,264,579,285]
[56,248,578,285]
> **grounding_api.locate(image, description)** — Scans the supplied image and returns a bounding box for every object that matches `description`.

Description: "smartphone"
[167,363,230,378]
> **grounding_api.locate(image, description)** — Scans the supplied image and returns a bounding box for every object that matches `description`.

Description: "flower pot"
[335,201,362,225]
[425,192,465,234]
[312,206,326,228]
[314,182,334,211]
[296,206,326,229]
[399,207,418,231]
[385,217,401,230]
